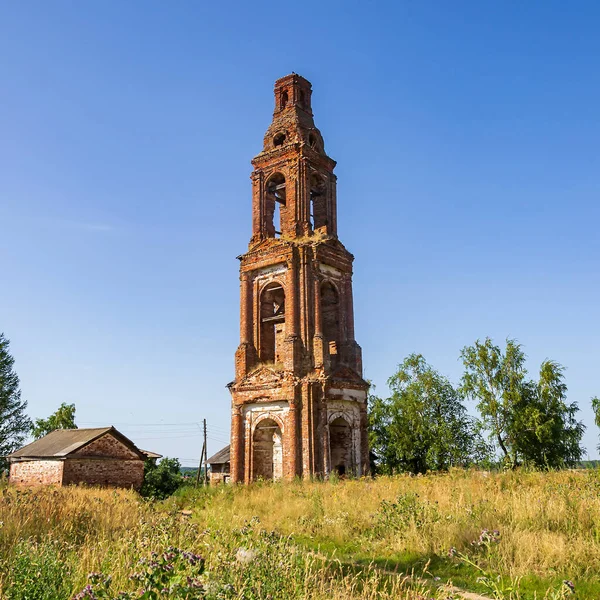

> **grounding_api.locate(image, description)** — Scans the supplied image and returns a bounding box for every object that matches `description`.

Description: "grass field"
[1,469,597,599]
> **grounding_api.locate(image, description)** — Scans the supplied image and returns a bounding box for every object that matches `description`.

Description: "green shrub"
[141,458,184,500]
[4,539,72,600]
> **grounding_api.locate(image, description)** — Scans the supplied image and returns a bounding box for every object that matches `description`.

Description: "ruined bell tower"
[228,74,369,483]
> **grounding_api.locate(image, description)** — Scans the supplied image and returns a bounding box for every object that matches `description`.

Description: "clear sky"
[1,1,599,466]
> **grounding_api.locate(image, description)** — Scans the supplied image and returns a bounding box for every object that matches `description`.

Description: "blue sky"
[1,1,599,465]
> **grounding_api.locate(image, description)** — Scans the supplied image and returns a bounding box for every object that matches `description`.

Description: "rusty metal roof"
[207,445,230,465]
[140,449,163,459]
[8,427,146,459]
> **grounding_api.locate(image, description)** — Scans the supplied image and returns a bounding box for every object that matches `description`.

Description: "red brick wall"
[74,434,140,459]
[62,459,144,490]
[9,460,64,486]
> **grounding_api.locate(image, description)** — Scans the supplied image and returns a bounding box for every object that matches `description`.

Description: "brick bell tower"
[228,74,369,483]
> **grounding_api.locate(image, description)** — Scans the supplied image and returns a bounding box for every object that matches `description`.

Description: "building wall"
[73,434,140,459]
[62,459,144,490]
[9,460,64,486]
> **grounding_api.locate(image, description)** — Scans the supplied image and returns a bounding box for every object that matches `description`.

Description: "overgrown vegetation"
[141,457,185,499]
[370,339,593,474]
[1,471,599,598]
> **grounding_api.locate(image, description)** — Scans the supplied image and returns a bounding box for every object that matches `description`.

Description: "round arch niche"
[329,416,353,476]
[252,418,283,481]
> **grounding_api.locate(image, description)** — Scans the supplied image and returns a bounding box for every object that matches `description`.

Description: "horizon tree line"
[1,331,599,477]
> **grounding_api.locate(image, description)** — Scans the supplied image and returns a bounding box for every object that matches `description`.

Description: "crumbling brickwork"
[9,460,64,486]
[73,435,140,459]
[62,459,144,489]
[229,75,369,483]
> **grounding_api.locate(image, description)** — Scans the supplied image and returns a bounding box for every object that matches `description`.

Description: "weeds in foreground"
[2,470,600,598]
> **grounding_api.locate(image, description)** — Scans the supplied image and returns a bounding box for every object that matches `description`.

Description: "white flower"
[235,547,258,565]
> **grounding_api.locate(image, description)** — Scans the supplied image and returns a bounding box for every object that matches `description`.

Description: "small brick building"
[207,445,230,484]
[8,427,152,490]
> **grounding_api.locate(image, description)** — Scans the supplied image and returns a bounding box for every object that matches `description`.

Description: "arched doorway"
[329,416,352,476]
[253,418,283,481]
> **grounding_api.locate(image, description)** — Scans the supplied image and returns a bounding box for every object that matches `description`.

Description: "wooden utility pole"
[203,418,209,486]
[195,441,205,487]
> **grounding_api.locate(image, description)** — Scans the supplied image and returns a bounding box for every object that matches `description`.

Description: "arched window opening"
[281,90,288,109]
[266,173,286,237]
[330,417,352,477]
[299,90,306,107]
[260,282,285,364]
[310,173,327,231]
[273,132,286,147]
[321,282,339,366]
[253,418,283,481]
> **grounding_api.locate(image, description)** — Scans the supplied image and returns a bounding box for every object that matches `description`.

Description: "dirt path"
[344,559,494,600]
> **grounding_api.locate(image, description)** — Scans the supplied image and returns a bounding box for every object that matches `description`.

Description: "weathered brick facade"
[9,428,146,490]
[229,74,369,483]
[61,459,144,489]
[9,460,64,486]
[73,434,141,460]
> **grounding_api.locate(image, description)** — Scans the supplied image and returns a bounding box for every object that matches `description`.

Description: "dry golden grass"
[2,469,599,598]
[172,469,600,581]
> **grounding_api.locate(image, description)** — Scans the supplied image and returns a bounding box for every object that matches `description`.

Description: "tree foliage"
[31,402,77,439]
[460,338,584,469]
[369,354,489,474]
[140,457,184,499]
[0,333,32,470]
[590,397,600,452]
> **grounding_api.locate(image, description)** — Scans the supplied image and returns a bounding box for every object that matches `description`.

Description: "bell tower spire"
[229,74,369,483]
[250,74,337,243]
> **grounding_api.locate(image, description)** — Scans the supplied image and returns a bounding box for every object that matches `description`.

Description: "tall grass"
[1,470,598,598]
[168,470,600,580]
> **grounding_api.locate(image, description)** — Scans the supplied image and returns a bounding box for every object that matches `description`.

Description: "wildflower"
[448,547,457,557]
[236,547,258,565]
[472,528,501,547]
[563,580,575,593]
[187,577,204,589]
